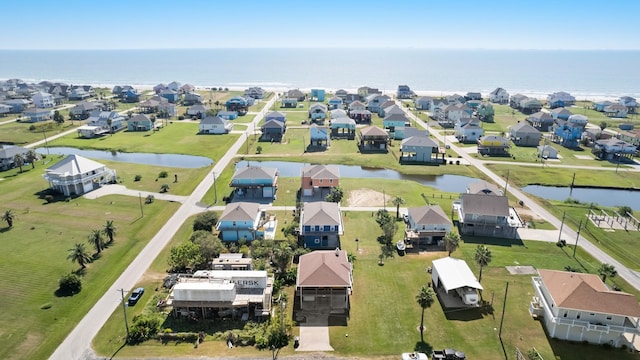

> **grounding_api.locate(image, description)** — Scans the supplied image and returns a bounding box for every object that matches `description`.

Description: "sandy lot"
[347,189,386,207]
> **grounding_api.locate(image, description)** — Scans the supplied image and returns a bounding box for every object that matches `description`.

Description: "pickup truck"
[431,348,466,360]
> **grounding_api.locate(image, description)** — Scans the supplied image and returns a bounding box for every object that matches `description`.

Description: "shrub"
[128,314,162,344]
[193,211,219,232]
[134,174,142,181]
[58,273,82,295]
[178,115,185,120]
[29,125,36,131]
[158,171,169,178]
[256,146,263,154]
[145,194,155,204]
[44,194,54,203]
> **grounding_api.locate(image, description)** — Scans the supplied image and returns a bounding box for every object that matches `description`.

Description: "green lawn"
[93,211,640,360]
[0,161,181,360]
[48,122,240,159]
[0,120,77,145]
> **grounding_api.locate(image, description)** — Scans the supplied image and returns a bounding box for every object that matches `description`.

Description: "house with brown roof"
[358,126,389,152]
[300,164,340,198]
[509,122,542,147]
[456,193,518,238]
[530,269,640,347]
[299,201,343,249]
[296,249,353,313]
[404,205,452,248]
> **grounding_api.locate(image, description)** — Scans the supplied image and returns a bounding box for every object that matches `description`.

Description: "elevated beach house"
[308,124,330,149]
[358,126,389,152]
[296,249,353,314]
[43,154,116,196]
[260,119,286,142]
[530,269,640,348]
[216,202,265,242]
[199,115,233,134]
[527,111,555,132]
[400,133,442,163]
[299,201,343,249]
[300,164,340,197]
[404,205,452,248]
[509,122,542,147]
[456,193,517,238]
[127,114,153,132]
[489,87,509,104]
[230,165,278,199]
[477,135,510,156]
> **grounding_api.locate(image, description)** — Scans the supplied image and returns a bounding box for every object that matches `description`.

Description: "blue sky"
[3,0,639,50]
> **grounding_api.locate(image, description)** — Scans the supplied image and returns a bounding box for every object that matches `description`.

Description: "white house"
[199,115,233,134]
[43,154,116,196]
[489,87,509,104]
[432,257,483,306]
[530,269,640,348]
[32,91,55,108]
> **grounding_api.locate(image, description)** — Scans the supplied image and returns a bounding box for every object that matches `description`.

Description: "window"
[304,225,311,232]
[606,316,612,320]
[576,313,581,319]
[315,225,320,231]
[324,225,331,231]
[232,221,236,226]
[563,312,567,318]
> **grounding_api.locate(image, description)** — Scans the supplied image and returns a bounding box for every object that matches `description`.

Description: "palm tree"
[87,229,104,254]
[598,263,617,283]
[102,220,117,244]
[392,196,405,220]
[2,209,15,227]
[67,243,92,269]
[416,285,436,342]
[13,153,25,173]
[26,150,38,169]
[474,245,492,282]
[444,231,460,256]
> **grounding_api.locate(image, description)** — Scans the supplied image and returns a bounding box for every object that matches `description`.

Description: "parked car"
[128,287,145,306]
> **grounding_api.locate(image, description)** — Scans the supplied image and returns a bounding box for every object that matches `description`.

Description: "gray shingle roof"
[461,193,509,217]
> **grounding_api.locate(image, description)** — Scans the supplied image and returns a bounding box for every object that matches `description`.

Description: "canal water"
[36,147,213,168]
[522,185,640,210]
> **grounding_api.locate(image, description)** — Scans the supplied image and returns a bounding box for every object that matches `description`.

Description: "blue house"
[551,108,572,120]
[230,166,278,198]
[330,117,356,139]
[309,124,330,149]
[553,119,586,148]
[310,89,325,102]
[299,201,343,249]
[383,113,410,139]
[159,89,180,103]
[218,111,238,120]
[216,202,265,242]
[327,96,343,110]
[397,85,415,99]
[226,96,249,115]
[594,101,613,112]
[122,88,140,103]
[23,108,53,122]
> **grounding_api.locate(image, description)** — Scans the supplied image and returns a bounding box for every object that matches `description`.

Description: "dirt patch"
[9,333,42,360]
[347,189,386,207]
[516,207,544,221]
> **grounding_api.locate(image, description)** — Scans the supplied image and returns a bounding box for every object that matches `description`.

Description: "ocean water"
[0,48,639,98]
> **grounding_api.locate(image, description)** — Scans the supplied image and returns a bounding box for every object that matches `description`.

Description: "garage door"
[263,187,273,198]
[302,188,312,197]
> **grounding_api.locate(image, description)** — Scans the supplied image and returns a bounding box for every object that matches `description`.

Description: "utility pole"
[498,281,509,339]
[504,169,510,194]
[573,218,583,257]
[138,192,144,217]
[570,172,576,195]
[212,172,218,204]
[119,289,130,339]
[42,129,50,155]
[558,212,566,243]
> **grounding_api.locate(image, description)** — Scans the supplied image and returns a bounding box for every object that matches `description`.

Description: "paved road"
[400,103,640,290]
[50,97,277,360]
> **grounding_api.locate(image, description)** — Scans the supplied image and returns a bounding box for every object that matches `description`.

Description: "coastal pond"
[234,160,479,193]
[36,147,213,168]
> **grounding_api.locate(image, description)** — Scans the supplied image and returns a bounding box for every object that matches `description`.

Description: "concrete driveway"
[296,314,334,352]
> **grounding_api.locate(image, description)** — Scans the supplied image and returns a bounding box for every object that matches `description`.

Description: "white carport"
[432,257,483,306]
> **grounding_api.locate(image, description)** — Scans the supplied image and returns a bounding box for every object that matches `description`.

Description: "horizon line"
[1,47,639,51]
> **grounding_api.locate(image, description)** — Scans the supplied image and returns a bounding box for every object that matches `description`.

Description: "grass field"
[0,161,181,360]
[48,122,240,159]
[92,211,640,360]
[0,120,77,145]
